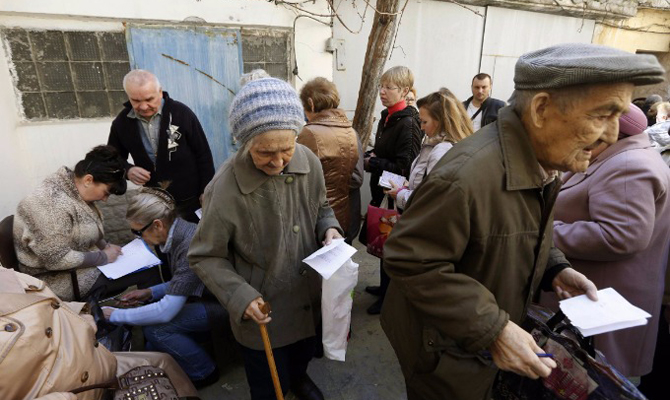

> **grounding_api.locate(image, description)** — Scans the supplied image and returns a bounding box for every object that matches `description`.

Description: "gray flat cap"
[514,43,665,90]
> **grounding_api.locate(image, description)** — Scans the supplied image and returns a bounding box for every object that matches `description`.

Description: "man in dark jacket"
[381,44,665,400]
[463,73,506,131]
[107,69,214,223]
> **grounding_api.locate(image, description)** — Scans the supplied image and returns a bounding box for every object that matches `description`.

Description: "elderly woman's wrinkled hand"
[322,228,343,246]
[244,297,272,325]
[103,244,123,263]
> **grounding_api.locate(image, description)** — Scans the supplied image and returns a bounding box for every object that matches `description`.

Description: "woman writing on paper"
[385,88,474,210]
[14,145,127,301]
[102,187,226,388]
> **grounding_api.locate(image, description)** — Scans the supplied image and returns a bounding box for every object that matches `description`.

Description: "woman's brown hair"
[416,88,474,143]
[300,77,340,113]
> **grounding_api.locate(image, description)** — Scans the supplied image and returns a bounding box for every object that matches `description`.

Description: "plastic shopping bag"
[365,196,399,259]
[321,258,359,361]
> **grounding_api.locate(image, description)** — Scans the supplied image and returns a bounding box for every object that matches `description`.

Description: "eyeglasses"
[131,221,154,237]
[379,85,400,92]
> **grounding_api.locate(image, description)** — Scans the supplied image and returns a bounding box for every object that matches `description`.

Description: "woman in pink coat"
[548,103,670,379]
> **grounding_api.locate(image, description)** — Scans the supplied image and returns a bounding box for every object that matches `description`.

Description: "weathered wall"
[0,0,333,220]
[449,0,670,19]
[331,0,486,123]
[480,7,595,103]
[331,0,594,208]
[332,1,595,128]
[593,8,670,99]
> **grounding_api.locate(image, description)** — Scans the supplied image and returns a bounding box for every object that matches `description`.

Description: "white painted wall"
[331,0,486,209]
[331,1,595,209]
[480,7,595,103]
[332,0,486,121]
[0,0,333,218]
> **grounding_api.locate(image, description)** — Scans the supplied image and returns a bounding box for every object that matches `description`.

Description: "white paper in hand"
[559,287,651,337]
[97,238,162,280]
[195,208,202,220]
[378,170,406,189]
[302,238,357,279]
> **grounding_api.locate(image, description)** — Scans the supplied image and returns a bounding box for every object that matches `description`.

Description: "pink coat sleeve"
[553,151,664,261]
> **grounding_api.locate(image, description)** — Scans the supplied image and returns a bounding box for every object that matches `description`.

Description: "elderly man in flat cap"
[380,43,665,400]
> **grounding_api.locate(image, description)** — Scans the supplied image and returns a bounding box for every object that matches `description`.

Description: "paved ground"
[198,240,407,400]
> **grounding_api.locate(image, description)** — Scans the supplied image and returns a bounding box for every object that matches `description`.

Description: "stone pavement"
[198,240,408,400]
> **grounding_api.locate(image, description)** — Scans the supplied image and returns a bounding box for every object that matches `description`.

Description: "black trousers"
[639,305,670,399]
[379,259,390,297]
[241,336,316,400]
[86,266,163,300]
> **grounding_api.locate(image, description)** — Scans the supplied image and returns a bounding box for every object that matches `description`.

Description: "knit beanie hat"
[229,77,304,146]
[619,103,647,136]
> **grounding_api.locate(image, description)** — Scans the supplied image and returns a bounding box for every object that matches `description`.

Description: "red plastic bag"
[365,201,399,259]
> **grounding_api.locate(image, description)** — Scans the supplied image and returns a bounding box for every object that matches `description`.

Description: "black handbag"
[86,285,132,352]
[493,304,648,400]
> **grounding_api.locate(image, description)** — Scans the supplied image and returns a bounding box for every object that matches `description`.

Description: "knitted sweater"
[163,218,205,297]
[13,167,107,300]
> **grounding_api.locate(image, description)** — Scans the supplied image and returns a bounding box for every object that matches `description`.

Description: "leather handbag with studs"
[71,366,184,400]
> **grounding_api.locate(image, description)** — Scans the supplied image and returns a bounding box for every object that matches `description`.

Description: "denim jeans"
[143,302,216,380]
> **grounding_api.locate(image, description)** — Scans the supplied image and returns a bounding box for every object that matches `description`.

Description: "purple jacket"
[548,133,670,377]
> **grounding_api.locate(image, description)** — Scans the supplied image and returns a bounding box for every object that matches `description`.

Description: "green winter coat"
[381,106,570,400]
[188,144,341,350]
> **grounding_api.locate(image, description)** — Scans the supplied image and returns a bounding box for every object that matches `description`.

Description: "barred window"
[241,28,292,82]
[2,28,131,120]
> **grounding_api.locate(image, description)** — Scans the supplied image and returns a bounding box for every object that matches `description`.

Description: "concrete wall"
[331,1,595,127]
[0,0,333,218]
[593,8,670,100]
[331,0,594,208]
[331,0,486,122]
[480,7,595,103]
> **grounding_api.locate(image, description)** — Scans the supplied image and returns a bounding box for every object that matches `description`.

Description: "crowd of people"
[1,41,670,400]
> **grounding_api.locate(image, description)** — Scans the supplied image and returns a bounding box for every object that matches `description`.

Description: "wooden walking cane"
[259,302,284,400]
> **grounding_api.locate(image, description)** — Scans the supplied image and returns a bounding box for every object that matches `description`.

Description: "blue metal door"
[126,25,242,168]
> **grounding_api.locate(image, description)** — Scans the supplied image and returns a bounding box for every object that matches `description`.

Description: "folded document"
[97,238,162,280]
[378,170,406,189]
[559,287,651,337]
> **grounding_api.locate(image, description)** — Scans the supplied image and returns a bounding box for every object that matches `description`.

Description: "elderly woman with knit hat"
[542,103,670,382]
[188,77,342,400]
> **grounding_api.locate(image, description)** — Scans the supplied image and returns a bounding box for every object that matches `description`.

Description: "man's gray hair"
[510,85,594,116]
[123,69,162,93]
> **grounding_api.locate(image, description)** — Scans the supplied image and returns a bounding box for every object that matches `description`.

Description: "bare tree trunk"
[352,0,402,148]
